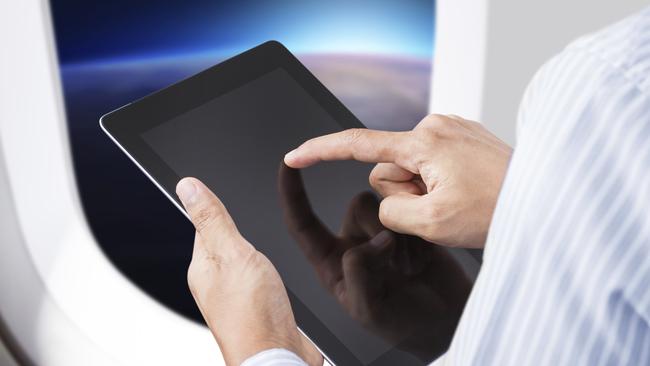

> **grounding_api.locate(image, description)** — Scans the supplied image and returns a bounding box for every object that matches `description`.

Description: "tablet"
[100,41,448,365]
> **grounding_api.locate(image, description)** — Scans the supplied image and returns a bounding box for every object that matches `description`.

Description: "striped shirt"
[245,7,650,366]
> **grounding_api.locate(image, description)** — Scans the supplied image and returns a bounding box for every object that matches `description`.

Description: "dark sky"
[50,0,434,64]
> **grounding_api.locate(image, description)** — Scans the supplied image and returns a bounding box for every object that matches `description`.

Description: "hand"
[175,178,322,366]
[278,165,472,360]
[284,114,512,248]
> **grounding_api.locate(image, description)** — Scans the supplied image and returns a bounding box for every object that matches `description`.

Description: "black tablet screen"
[140,68,433,365]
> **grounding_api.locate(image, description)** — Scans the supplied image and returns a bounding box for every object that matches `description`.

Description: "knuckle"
[368,166,381,186]
[409,132,433,162]
[425,114,453,129]
[192,203,223,233]
[428,113,447,123]
[421,204,447,241]
[375,141,395,160]
[342,128,364,145]
[419,114,446,128]
[424,202,445,222]
[423,121,455,143]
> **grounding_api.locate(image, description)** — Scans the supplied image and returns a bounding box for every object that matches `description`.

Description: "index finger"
[277,163,339,261]
[277,163,347,291]
[284,128,412,169]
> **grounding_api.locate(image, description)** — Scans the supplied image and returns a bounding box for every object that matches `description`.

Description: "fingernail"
[370,230,392,247]
[284,149,298,163]
[176,178,198,205]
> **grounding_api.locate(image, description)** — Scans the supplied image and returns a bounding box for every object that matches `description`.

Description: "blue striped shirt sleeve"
[444,6,650,366]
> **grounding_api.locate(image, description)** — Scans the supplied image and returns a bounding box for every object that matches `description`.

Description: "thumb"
[176,177,243,251]
[378,193,438,242]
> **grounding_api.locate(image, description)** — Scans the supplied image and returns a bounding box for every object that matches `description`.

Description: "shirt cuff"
[240,348,308,366]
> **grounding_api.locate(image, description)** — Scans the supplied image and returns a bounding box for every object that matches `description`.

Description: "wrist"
[214,329,313,366]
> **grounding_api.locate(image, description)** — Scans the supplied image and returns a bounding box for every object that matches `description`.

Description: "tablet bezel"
[100,41,404,366]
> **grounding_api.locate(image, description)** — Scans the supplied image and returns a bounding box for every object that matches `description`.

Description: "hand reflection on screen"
[277,163,472,361]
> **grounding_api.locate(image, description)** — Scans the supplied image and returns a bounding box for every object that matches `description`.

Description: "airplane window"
[49,0,435,323]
